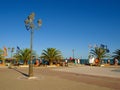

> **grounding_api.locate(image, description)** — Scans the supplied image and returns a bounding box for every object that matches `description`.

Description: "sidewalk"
[53,65,120,78]
[0,66,120,90]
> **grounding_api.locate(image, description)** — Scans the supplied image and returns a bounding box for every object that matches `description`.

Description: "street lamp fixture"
[24,12,42,77]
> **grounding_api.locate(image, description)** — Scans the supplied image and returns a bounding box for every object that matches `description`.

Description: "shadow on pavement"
[12,68,29,77]
[112,69,120,72]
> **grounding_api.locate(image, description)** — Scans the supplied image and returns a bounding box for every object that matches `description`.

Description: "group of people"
[89,55,119,66]
[64,58,81,67]
[74,59,81,64]
[33,58,119,67]
[107,58,119,65]
[114,58,119,65]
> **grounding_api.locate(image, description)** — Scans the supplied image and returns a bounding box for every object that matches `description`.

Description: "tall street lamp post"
[72,49,75,59]
[24,12,42,77]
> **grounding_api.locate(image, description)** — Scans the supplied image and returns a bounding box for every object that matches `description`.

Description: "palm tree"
[11,47,14,58]
[40,48,63,65]
[0,49,3,59]
[8,47,15,59]
[0,49,4,64]
[90,45,110,65]
[14,48,37,65]
[113,49,120,60]
[14,48,31,65]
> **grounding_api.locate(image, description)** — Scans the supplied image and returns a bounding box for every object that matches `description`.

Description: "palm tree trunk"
[98,59,102,66]
[24,60,28,65]
[49,59,53,65]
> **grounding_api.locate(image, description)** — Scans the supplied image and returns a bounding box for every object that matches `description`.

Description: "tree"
[40,48,63,65]
[14,48,37,65]
[0,48,6,64]
[90,44,110,65]
[11,47,14,57]
[8,47,14,58]
[0,49,4,60]
[14,48,31,65]
[113,49,120,60]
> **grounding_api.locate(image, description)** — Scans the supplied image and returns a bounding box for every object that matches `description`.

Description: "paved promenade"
[54,65,120,78]
[0,65,120,90]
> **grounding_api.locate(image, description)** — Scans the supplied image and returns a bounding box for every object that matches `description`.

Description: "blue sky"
[0,0,120,59]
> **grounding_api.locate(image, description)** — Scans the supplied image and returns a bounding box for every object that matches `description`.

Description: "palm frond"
[112,49,120,59]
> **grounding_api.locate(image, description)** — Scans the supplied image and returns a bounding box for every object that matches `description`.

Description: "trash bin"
[8,63,12,69]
